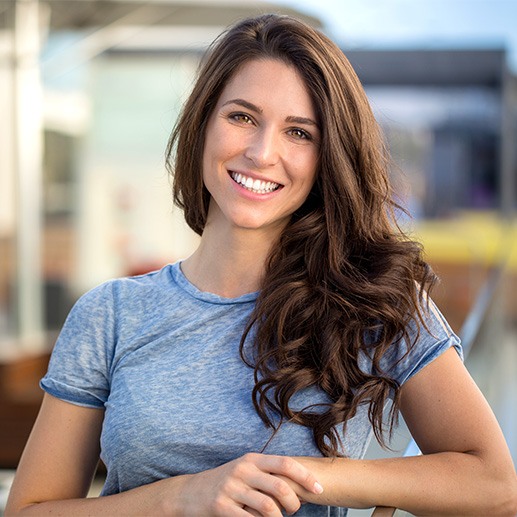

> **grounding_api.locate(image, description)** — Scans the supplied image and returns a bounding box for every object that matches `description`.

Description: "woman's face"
[202,58,320,237]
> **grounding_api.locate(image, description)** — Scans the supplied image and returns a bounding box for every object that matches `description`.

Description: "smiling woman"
[6,13,517,517]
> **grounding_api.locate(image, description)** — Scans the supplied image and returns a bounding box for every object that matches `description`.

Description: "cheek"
[307,150,319,183]
[205,125,240,164]
[290,150,318,184]
[202,133,221,180]
[201,153,216,194]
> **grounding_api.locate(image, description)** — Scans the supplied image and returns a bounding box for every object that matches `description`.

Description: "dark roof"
[343,49,506,88]
[0,0,321,30]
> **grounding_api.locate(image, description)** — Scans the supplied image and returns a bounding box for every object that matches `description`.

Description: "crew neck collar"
[169,261,259,305]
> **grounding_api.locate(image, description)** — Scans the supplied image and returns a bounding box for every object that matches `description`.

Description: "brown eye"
[289,128,311,140]
[230,113,253,124]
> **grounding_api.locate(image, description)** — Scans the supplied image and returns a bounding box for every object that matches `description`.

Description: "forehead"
[216,58,316,118]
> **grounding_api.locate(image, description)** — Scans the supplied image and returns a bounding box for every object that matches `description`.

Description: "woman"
[6,13,517,516]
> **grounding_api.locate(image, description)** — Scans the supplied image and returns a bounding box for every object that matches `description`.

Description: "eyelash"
[228,112,313,141]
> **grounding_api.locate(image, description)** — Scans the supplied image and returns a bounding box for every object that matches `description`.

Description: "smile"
[230,171,281,194]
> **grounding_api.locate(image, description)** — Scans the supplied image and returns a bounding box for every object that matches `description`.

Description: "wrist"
[155,474,194,516]
[292,456,340,505]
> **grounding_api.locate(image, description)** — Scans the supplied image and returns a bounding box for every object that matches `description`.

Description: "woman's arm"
[290,348,517,515]
[6,394,323,516]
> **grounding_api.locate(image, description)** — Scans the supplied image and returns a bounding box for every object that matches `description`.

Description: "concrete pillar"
[12,0,46,350]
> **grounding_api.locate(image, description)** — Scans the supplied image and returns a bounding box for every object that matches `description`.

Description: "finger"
[244,505,267,517]
[210,497,259,517]
[245,471,301,515]
[252,454,323,495]
[235,488,283,517]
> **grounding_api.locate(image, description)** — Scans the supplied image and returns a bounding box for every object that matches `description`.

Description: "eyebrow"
[221,98,319,128]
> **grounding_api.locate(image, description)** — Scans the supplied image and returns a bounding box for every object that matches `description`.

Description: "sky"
[275,0,517,72]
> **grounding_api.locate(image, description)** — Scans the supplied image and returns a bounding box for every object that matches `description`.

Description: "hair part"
[167,14,437,457]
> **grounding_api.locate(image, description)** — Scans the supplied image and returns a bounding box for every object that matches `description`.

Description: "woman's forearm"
[294,452,517,516]
[6,474,190,516]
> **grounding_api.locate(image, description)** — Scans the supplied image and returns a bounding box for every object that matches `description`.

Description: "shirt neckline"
[169,261,259,305]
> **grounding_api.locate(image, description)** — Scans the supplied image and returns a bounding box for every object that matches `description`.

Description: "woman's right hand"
[168,452,323,516]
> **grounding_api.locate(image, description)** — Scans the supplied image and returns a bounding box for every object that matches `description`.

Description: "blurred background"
[0,0,516,512]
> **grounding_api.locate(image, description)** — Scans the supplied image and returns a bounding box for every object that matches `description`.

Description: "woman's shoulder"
[75,263,177,309]
[360,296,463,387]
[391,296,462,385]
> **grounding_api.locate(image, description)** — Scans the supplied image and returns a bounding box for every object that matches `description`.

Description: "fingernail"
[314,481,324,494]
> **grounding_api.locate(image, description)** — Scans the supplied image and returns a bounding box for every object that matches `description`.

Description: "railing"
[370,249,511,517]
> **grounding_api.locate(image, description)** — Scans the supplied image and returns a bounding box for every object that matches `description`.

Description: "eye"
[288,128,312,140]
[229,112,254,125]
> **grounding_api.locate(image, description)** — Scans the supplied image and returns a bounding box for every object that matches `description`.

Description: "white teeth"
[230,172,280,194]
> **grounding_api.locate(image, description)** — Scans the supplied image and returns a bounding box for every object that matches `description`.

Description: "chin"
[237,220,288,235]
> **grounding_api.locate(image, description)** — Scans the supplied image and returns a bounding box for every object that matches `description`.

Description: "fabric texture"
[41,262,462,516]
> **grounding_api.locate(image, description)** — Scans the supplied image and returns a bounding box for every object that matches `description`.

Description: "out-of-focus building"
[344,48,517,219]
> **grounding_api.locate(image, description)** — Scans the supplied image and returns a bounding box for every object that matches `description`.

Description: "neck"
[181,223,281,298]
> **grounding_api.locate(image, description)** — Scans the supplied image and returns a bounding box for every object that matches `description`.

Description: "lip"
[227,169,284,199]
[227,168,283,187]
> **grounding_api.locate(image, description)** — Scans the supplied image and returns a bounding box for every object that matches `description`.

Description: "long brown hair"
[166,14,437,456]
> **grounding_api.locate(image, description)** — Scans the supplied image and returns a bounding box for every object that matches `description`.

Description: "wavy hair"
[166,14,437,456]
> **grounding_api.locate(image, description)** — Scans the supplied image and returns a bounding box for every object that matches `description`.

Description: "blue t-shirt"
[41,262,462,516]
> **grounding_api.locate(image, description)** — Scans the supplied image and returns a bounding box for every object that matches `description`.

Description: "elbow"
[496,494,517,517]
[487,472,517,517]
[467,454,517,517]
[504,476,517,516]
[468,447,517,517]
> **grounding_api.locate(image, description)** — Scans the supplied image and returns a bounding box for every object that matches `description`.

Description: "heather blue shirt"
[41,262,462,516]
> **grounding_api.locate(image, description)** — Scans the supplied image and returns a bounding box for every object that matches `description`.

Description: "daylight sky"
[275,0,517,72]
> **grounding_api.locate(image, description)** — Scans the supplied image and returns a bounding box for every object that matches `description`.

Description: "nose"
[244,126,280,168]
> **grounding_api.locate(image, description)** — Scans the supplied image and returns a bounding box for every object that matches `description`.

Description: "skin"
[6,58,517,516]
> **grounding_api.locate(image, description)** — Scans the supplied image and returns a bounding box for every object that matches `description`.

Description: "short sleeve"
[365,297,463,387]
[40,281,117,408]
